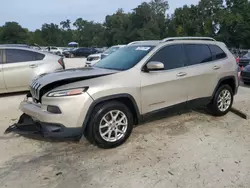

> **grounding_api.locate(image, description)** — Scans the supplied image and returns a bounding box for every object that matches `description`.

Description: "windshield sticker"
[135,47,151,51]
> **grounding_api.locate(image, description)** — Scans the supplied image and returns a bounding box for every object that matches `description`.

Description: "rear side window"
[149,44,186,70]
[209,45,227,60]
[5,49,45,63]
[35,53,45,60]
[184,44,212,66]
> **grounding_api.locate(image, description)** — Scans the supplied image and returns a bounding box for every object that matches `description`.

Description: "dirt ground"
[0,60,250,188]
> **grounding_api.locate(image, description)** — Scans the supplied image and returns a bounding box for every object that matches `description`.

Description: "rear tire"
[208,85,233,116]
[84,101,134,149]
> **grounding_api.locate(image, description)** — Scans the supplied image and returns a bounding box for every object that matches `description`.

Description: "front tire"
[208,85,233,116]
[85,101,134,149]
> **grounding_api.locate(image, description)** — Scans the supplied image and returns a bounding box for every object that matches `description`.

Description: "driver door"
[140,44,189,114]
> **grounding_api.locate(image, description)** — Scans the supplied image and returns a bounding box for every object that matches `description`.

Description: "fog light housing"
[47,105,61,114]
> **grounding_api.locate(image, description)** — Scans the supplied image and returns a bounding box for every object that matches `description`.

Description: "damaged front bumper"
[4,113,83,139]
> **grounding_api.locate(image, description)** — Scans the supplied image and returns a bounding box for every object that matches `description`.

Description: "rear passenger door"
[183,43,223,104]
[3,49,45,92]
[0,49,7,93]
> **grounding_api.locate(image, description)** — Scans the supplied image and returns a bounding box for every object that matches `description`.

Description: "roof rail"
[0,44,30,48]
[127,40,161,45]
[161,37,216,42]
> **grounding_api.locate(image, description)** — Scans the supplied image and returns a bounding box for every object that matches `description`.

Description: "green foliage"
[1,0,250,48]
[0,22,29,44]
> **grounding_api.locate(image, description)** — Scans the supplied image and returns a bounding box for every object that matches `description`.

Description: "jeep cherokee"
[11,37,239,148]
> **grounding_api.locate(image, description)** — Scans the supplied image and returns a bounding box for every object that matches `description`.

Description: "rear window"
[5,49,45,63]
[184,44,212,66]
[209,45,227,60]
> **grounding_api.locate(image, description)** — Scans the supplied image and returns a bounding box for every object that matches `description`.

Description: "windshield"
[243,52,250,58]
[94,45,154,71]
[103,46,120,55]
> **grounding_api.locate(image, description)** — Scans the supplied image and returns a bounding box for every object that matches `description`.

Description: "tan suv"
[7,37,239,148]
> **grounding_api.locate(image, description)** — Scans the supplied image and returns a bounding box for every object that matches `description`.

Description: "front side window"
[94,45,154,71]
[209,45,227,60]
[5,49,45,63]
[184,44,212,66]
[148,44,186,70]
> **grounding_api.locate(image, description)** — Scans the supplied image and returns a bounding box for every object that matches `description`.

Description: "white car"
[44,46,63,55]
[0,46,65,94]
[86,45,126,67]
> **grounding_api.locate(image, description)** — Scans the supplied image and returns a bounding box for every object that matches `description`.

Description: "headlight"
[47,87,88,97]
[92,57,100,61]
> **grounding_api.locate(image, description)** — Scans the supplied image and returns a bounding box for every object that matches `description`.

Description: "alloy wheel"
[99,110,128,142]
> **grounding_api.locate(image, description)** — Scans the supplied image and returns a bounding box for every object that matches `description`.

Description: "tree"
[2,0,250,48]
[60,19,71,30]
[0,22,29,44]
[40,23,63,46]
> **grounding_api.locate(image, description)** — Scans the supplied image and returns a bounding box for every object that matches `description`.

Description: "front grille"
[30,80,42,100]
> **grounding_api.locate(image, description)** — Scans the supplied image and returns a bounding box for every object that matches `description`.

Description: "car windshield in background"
[94,45,154,71]
[243,52,250,58]
[103,46,120,55]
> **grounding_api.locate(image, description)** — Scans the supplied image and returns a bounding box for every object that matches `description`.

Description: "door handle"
[29,64,37,68]
[213,65,221,70]
[177,72,187,77]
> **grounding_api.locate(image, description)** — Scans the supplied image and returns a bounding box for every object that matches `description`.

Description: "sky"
[0,0,199,31]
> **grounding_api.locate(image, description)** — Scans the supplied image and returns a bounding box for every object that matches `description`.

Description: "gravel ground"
[0,61,250,188]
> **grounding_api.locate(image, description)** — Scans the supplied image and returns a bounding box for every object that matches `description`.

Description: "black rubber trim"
[82,94,141,131]
[212,76,237,97]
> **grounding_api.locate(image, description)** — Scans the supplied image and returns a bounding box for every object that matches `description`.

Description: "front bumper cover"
[4,113,83,139]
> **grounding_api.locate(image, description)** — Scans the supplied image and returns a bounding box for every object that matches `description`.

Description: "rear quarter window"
[209,45,227,60]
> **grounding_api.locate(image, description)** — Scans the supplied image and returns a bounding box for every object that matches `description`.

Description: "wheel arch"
[82,94,141,131]
[212,76,237,98]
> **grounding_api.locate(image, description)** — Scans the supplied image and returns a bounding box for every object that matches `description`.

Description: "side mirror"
[145,61,164,71]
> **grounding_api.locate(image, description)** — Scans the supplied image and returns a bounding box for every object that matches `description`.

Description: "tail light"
[58,58,65,69]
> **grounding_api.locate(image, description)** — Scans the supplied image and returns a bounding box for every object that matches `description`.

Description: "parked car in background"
[13,37,238,148]
[240,64,250,84]
[86,45,126,67]
[238,51,250,68]
[0,47,65,94]
[63,47,99,58]
[44,46,63,55]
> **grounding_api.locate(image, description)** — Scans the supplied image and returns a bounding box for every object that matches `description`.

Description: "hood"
[87,53,101,58]
[30,67,120,101]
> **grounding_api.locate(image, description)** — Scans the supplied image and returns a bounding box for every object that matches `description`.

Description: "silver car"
[8,37,239,149]
[0,47,65,94]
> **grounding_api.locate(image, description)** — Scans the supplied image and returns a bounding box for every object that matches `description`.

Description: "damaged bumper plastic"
[4,113,83,139]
